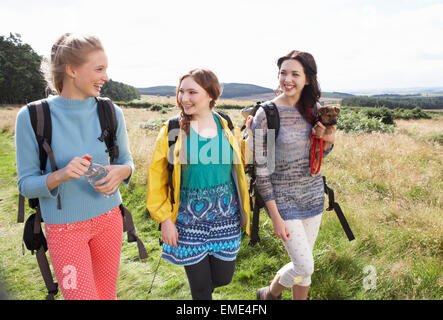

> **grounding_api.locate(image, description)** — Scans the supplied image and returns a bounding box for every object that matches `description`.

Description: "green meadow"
[0,104,441,300]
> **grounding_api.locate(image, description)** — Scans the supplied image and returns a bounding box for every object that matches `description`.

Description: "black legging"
[184,255,236,300]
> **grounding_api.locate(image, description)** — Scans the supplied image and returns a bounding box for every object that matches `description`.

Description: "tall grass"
[0,104,441,300]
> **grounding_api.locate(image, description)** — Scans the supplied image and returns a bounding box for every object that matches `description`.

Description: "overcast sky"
[1,0,443,92]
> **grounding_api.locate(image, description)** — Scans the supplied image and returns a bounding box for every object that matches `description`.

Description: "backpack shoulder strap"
[167,115,181,148]
[24,99,61,211]
[166,115,181,205]
[96,97,119,163]
[214,111,234,132]
[322,176,355,241]
[260,101,280,139]
[120,204,148,259]
[27,99,52,171]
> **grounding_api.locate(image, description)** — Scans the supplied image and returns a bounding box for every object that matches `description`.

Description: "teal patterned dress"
[162,114,242,266]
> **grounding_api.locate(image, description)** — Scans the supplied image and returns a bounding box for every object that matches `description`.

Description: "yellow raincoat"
[146,112,251,237]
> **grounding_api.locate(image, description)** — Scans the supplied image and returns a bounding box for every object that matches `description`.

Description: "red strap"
[310,135,323,175]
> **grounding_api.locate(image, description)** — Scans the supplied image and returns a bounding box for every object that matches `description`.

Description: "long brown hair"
[176,68,222,135]
[277,50,321,124]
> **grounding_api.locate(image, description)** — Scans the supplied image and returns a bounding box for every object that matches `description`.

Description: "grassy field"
[0,102,441,300]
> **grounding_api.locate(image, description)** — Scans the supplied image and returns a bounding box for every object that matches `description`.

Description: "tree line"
[0,33,139,104]
[100,79,140,102]
[341,96,443,109]
[0,33,47,104]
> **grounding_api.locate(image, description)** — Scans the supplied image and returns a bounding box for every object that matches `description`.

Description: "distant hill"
[138,83,274,99]
[220,83,274,99]
[347,87,443,96]
[138,83,355,100]
[138,86,176,96]
[321,92,355,98]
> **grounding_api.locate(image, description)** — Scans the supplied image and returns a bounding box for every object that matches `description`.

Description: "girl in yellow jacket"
[146,68,251,300]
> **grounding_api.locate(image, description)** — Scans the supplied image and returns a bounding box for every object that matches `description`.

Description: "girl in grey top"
[248,50,336,300]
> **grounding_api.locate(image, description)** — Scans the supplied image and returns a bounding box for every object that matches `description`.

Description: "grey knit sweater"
[251,104,333,220]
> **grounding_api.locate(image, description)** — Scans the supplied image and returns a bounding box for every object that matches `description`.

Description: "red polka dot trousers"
[44,206,123,300]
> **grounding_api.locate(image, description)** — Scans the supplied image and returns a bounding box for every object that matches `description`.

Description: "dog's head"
[318,105,340,126]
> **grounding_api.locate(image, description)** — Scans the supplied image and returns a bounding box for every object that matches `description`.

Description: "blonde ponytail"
[50,33,104,94]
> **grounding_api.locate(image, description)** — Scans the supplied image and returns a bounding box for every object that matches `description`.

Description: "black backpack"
[243,101,354,246]
[241,101,280,246]
[17,97,148,300]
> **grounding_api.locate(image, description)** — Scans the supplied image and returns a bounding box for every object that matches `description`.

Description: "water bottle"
[82,156,115,198]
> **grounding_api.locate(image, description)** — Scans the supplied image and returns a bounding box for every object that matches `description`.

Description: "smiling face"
[177,76,213,117]
[278,58,309,101]
[66,49,109,99]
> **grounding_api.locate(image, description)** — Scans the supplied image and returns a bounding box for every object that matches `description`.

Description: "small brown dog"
[313,104,340,140]
[311,105,340,175]
[317,104,340,128]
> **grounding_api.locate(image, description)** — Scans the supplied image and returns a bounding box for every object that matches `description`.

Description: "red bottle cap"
[81,156,92,165]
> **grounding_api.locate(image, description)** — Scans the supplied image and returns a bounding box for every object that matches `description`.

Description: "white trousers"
[277,214,322,287]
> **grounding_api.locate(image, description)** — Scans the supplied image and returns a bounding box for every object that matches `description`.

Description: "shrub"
[217,103,250,110]
[138,118,167,130]
[360,107,395,125]
[116,101,153,109]
[424,132,443,145]
[337,110,395,133]
[151,104,163,111]
[392,107,431,120]
[116,101,176,111]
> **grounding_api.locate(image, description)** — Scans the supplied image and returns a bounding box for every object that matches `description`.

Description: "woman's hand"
[46,154,91,191]
[161,218,179,247]
[94,164,132,195]
[271,215,290,242]
[245,115,254,150]
[312,122,336,151]
[246,115,254,134]
[61,155,91,181]
[312,121,326,138]
[265,200,290,242]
